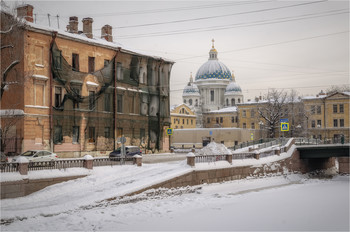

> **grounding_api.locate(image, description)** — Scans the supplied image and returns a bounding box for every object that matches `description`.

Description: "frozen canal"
[1,161,349,231]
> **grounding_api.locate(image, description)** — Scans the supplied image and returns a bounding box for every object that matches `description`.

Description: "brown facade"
[1,7,173,157]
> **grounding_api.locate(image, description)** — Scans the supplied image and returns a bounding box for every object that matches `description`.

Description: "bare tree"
[1,3,21,100]
[0,109,24,153]
[326,85,350,95]
[258,89,288,138]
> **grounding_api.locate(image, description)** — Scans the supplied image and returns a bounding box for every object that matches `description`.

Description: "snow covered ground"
[1,160,349,231]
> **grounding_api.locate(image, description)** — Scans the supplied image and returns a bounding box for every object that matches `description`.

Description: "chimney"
[101,25,113,42]
[82,17,93,39]
[17,4,34,23]
[68,16,78,33]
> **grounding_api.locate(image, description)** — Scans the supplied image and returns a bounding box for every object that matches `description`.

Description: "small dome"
[183,83,200,96]
[225,81,242,95]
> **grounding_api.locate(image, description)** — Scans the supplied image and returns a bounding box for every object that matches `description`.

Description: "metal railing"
[230,138,289,150]
[232,153,255,160]
[0,163,18,173]
[94,157,134,166]
[195,154,227,163]
[294,137,349,146]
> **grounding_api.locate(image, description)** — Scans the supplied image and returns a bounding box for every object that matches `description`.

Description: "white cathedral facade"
[182,40,244,127]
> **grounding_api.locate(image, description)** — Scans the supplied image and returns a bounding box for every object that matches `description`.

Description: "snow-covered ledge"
[32,74,49,81]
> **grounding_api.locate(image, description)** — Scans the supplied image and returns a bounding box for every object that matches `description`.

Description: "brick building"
[1,5,174,157]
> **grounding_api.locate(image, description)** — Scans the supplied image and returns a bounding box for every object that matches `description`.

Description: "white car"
[12,150,58,162]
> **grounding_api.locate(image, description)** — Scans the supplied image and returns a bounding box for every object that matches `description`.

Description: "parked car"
[12,150,58,162]
[0,152,8,163]
[109,146,142,158]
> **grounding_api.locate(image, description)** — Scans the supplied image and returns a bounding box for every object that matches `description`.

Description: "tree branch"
[0,25,14,34]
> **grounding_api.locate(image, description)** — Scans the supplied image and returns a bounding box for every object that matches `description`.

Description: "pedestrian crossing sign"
[166,128,173,135]
[281,123,289,131]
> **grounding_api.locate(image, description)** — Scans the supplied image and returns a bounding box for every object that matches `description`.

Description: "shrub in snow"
[83,155,94,160]
[195,142,232,156]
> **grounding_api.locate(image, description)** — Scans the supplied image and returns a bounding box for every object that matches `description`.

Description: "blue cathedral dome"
[225,81,242,94]
[183,73,200,96]
[195,40,232,81]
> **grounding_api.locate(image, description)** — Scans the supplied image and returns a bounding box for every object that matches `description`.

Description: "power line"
[175,31,349,61]
[111,0,327,30]
[116,10,348,39]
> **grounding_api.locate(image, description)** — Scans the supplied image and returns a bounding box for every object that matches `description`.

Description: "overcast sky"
[5,0,349,105]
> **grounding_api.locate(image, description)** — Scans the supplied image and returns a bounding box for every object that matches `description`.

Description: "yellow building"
[203,107,238,128]
[302,92,349,141]
[170,104,196,129]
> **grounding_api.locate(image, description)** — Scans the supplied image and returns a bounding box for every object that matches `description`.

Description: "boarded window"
[35,45,43,65]
[35,83,44,106]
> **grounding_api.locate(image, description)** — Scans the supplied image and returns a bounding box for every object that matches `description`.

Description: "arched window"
[184,99,186,104]
[238,98,241,103]
[195,99,198,106]
[232,98,235,106]
[189,99,193,105]
[226,99,229,106]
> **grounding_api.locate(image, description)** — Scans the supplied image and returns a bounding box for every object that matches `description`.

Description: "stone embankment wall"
[1,175,86,199]
[129,148,304,196]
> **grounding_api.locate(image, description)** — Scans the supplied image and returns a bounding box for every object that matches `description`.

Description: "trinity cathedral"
[182,40,244,127]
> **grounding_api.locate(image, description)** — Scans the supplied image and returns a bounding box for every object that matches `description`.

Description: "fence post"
[83,155,94,169]
[133,155,142,167]
[187,152,195,167]
[254,150,260,160]
[226,154,232,164]
[16,157,29,175]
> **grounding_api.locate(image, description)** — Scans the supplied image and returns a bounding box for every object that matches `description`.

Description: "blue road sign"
[280,118,289,123]
[166,128,173,135]
[281,123,289,131]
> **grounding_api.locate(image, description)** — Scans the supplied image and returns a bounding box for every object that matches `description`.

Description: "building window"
[226,99,229,106]
[311,120,315,128]
[89,91,95,110]
[174,119,176,124]
[191,119,193,125]
[195,99,198,107]
[53,125,63,144]
[333,119,338,127]
[116,62,123,80]
[251,123,255,129]
[54,51,62,70]
[104,127,110,138]
[210,90,214,102]
[238,99,241,103]
[339,104,344,113]
[243,123,246,129]
[317,105,321,114]
[231,117,234,123]
[104,93,111,112]
[182,119,185,124]
[184,99,186,104]
[251,109,255,118]
[187,119,189,125]
[220,117,223,123]
[242,110,246,118]
[216,117,219,123]
[340,119,344,127]
[55,86,62,108]
[333,104,338,113]
[117,94,123,113]
[317,120,322,127]
[189,99,192,105]
[72,87,80,109]
[72,53,79,71]
[236,116,238,123]
[231,98,235,106]
[104,59,109,67]
[207,118,210,123]
[88,56,95,73]
[72,126,79,143]
[89,127,95,142]
[311,105,315,114]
